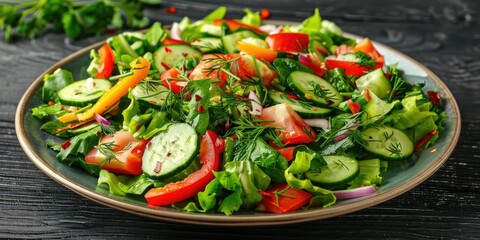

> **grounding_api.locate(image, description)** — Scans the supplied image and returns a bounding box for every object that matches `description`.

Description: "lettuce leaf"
[240,8,261,27]
[97,170,155,196]
[382,95,435,130]
[348,159,384,189]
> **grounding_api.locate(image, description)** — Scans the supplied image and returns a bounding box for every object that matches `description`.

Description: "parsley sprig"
[0,0,161,42]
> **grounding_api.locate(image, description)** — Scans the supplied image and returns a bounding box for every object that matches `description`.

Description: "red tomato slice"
[236,40,278,62]
[162,38,190,45]
[259,103,317,145]
[257,183,313,213]
[233,54,278,86]
[299,53,327,77]
[277,147,295,161]
[144,130,225,206]
[189,54,234,86]
[161,68,187,94]
[213,19,265,34]
[95,43,115,79]
[265,33,309,52]
[353,38,381,58]
[325,59,368,77]
[85,131,148,175]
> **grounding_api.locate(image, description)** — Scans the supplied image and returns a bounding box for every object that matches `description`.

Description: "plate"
[15,24,461,226]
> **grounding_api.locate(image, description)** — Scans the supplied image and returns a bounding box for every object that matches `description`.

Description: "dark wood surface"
[1,0,479,239]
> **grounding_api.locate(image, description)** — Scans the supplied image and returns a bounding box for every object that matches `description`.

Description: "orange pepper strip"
[77,57,150,122]
[58,112,78,123]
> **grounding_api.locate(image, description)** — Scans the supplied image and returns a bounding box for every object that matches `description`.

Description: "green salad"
[32,7,447,215]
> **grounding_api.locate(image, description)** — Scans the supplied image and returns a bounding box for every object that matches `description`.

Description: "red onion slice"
[248,90,263,116]
[303,118,330,131]
[333,186,377,200]
[94,113,111,126]
[299,54,312,63]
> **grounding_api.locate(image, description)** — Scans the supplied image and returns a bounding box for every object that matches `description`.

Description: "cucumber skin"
[361,126,414,161]
[268,90,333,118]
[142,123,199,180]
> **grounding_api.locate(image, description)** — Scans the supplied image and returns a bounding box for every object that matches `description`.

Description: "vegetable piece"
[213,19,265,34]
[414,129,437,152]
[85,131,148,175]
[189,54,232,86]
[153,44,202,73]
[299,53,327,77]
[42,69,74,102]
[266,33,309,52]
[355,68,391,99]
[333,186,376,200]
[268,90,333,118]
[256,183,313,214]
[162,38,190,45]
[142,123,198,179]
[76,57,150,122]
[221,30,261,53]
[95,43,115,79]
[305,155,359,188]
[236,39,277,62]
[362,126,414,160]
[347,99,361,114]
[144,130,225,206]
[234,54,279,86]
[57,78,112,107]
[275,147,296,161]
[131,81,175,110]
[160,68,187,94]
[353,38,382,59]
[287,71,343,107]
[259,103,317,145]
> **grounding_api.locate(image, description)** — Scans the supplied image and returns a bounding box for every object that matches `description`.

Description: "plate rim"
[15,22,461,226]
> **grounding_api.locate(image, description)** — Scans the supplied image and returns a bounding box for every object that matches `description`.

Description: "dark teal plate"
[15,29,461,226]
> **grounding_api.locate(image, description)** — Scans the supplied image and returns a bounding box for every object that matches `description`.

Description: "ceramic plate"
[15,23,461,226]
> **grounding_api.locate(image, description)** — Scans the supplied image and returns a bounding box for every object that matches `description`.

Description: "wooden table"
[1,0,479,238]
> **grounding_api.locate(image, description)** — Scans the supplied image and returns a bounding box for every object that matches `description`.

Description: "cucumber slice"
[57,78,112,107]
[142,123,199,180]
[268,90,333,118]
[153,44,202,73]
[361,125,414,160]
[309,39,329,60]
[355,68,391,99]
[221,30,260,53]
[287,71,343,107]
[191,37,223,53]
[131,81,175,110]
[305,155,359,188]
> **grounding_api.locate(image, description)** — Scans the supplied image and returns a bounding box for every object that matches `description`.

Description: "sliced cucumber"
[221,30,260,53]
[361,125,414,160]
[57,78,112,107]
[268,90,333,118]
[153,44,202,73]
[305,155,359,188]
[200,24,223,37]
[142,123,199,180]
[287,71,343,107]
[355,68,391,99]
[131,81,175,110]
[309,39,329,61]
[191,37,223,53]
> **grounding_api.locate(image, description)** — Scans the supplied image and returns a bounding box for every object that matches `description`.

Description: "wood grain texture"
[1,0,479,239]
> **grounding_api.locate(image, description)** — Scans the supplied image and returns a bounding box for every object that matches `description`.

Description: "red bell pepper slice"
[266,33,309,52]
[144,130,225,206]
[213,19,265,34]
[95,43,115,79]
[347,99,361,114]
[428,91,441,106]
[257,183,313,214]
[162,37,190,46]
[415,129,437,152]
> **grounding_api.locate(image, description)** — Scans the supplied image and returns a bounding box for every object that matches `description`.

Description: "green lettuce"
[348,159,385,188]
[97,170,155,196]
[240,8,261,27]
[42,68,74,102]
[382,95,435,130]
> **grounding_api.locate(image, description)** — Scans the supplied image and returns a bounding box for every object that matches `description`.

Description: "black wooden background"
[1,0,479,239]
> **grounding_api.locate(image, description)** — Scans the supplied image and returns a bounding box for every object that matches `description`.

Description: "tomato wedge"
[144,130,225,206]
[347,99,361,114]
[85,131,149,175]
[95,43,115,79]
[236,40,277,62]
[257,183,313,214]
[213,19,265,34]
[266,33,309,52]
[161,68,187,94]
[189,54,233,86]
[353,38,381,58]
[234,54,278,86]
[259,103,317,145]
[299,53,327,77]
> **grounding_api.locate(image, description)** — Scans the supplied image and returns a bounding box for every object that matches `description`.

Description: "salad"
[32,7,447,215]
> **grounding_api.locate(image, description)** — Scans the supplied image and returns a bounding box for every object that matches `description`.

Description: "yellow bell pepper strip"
[76,57,150,122]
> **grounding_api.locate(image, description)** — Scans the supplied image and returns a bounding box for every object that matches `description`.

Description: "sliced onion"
[333,186,377,200]
[333,129,350,142]
[248,90,263,116]
[299,54,312,63]
[259,24,280,34]
[94,113,111,126]
[170,22,181,40]
[304,118,330,131]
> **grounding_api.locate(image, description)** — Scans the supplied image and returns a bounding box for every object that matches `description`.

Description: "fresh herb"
[0,0,161,42]
[387,64,412,102]
[202,54,241,83]
[382,130,394,141]
[386,142,402,157]
[355,51,376,69]
[272,186,296,206]
[96,141,121,164]
[310,80,337,103]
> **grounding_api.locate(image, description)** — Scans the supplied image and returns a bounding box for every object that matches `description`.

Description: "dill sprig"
[387,65,411,102]
[201,54,240,81]
[309,80,338,103]
[386,142,403,157]
[355,52,377,69]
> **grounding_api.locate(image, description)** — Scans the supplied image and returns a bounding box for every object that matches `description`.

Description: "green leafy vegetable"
[273,58,313,86]
[42,68,74,102]
[240,8,261,27]
[32,102,64,119]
